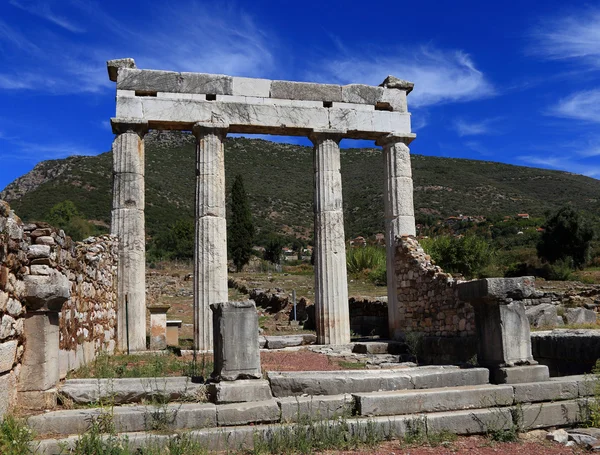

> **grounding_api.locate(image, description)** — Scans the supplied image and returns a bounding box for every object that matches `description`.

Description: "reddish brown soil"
[260,350,353,372]
[326,436,584,455]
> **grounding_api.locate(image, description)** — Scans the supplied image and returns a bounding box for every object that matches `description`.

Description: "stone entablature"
[109,60,412,140]
[0,200,118,415]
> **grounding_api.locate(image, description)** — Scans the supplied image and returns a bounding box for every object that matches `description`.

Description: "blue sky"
[1,0,600,190]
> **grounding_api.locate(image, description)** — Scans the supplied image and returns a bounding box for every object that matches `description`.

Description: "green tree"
[537,206,594,269]
[152,219,195,260]
[228,174,255,271]
[264,234,284,264]
[46,200,94,241]
[420,235,494,279]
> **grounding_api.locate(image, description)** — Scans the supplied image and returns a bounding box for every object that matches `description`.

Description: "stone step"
[33,399,588,455]
[267,366,489,397]
[354,384,514,417]
[59,376,204,405]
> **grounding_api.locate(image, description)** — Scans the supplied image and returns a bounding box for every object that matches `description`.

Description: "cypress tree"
[228,174,255,271]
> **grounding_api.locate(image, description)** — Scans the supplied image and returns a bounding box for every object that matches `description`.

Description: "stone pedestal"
[18,312,60,408]
[148,305,170,350]
[458,277,550,384]
[376,133,416,341]
[310,130,350,345]
[166,320,182,346]
[110,118,149,352]
[193,122,229,352]
[211,301,261,381]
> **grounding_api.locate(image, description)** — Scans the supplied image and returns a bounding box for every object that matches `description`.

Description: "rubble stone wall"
[395,236,475,338]
[0,200,118,417]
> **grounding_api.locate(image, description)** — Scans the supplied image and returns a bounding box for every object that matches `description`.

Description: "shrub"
[420,235,494,279]
[0,415,34,455]
[346,246,385,275]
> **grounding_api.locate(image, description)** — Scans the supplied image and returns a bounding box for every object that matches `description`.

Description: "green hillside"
[2,132,600,241]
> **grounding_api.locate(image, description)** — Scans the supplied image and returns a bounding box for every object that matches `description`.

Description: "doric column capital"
[376,132,416,147]
[309,129,346,146]
[111,118,149,137]
[192,121,229,139]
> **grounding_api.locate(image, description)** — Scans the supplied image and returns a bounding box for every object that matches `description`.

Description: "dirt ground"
[325,435,584,455]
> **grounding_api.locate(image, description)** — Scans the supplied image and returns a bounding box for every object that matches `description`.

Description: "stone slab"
[426,407,514,435]
[115,96,412,139]
[18,389,57,410]
[513,377,579,403]
[490,365,549,384]
[354,384,513,417]
[278,394,354,422]
[458,277,536,302]
[207,379,273,404]
[271,80,342,102]
[0,339,17,373]
[520,399,584,430]
[0,370,16,418]
[216,399,280,426]
[264,334,316,349]
[267,366,488,397]
[117,68,233,95]
[27,403,217,436]
[352,341,405,355]
[59,377,205,404]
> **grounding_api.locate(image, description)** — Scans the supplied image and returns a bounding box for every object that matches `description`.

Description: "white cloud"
[455,117,502,136]
[548,89,600,123]
[9,0,85,33]
[529,9,600,68]
[310,45,494,108]
[518,155,600,178]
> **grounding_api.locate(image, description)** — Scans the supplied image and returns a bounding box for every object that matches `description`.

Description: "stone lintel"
[110,118,149,136]
[147,304,171,314]
[107,58,136,82]
[380,75,415,94]
[309,128,346,145]
[192,122,229,138]
[376,132,417,146]
[458,277,536,304]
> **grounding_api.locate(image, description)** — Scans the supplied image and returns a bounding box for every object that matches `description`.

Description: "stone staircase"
[29,369,594,454]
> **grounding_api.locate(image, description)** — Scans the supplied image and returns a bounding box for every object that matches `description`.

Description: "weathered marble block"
[211,301,261,381]
[148,305,170,350]
[458,277,549,384]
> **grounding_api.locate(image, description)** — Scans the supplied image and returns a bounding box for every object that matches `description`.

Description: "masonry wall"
[0,200,118,417]
[395,236,475,338]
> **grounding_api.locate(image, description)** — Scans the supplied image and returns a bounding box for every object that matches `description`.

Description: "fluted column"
[192,122,229,352]
[110,118,149,352]
[310,129,350,345]
[376,133,416,340]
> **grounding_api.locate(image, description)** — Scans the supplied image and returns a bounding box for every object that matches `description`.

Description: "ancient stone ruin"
[106,58,417,351]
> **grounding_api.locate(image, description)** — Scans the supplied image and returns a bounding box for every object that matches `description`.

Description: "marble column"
[310,130,350,345]
[192,122,229,352]
[376,133,416,340]
[110,118,148,352]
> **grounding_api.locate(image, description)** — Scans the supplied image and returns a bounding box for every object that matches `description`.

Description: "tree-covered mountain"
[2,132,600,243]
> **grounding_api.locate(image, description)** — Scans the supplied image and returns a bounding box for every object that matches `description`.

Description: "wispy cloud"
[9,0,85,33]
[309,44,494,108]
[529,8,600,69]
[518,154,600,178]
[455,117,503,136]
[0,135,98,161]
[547,89,600,123]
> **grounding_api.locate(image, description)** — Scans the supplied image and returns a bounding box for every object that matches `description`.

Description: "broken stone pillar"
[19,269,70,409]
[193,122,229,352]
[376,133,417,341]
[310,130,350,345]
[148,304,170,350]
[458,277,550,384]
[208,301,272,404]
[211,301,261,381]
[110,118,149,352]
